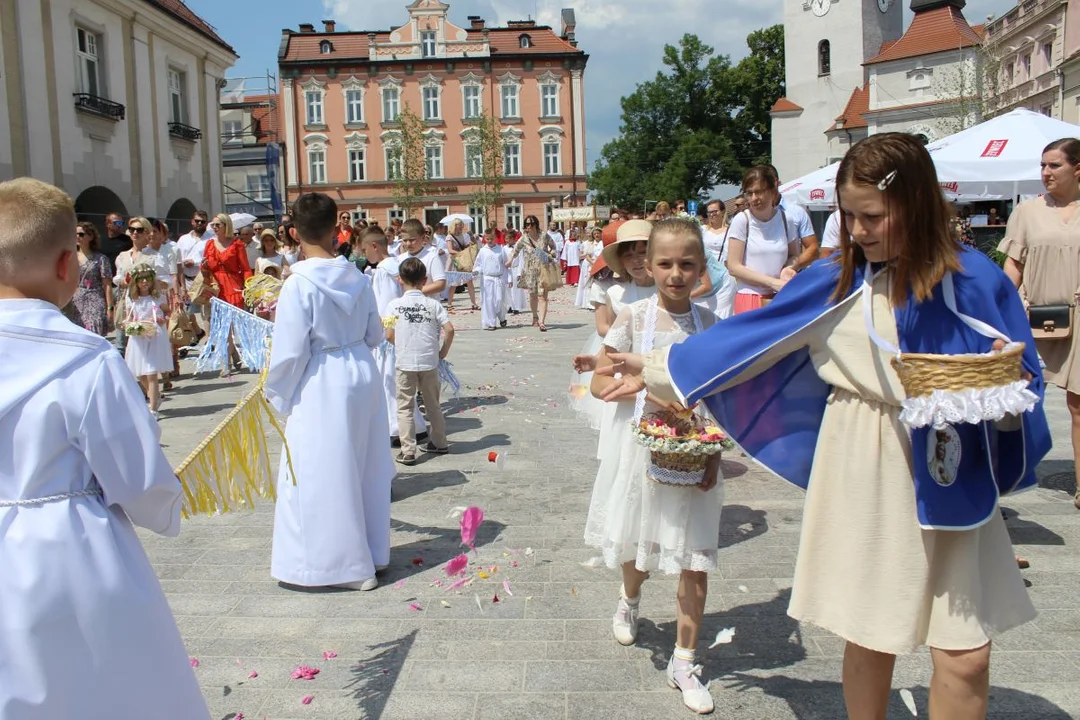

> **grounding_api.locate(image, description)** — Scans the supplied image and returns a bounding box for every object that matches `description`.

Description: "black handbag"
[1028,304,1072,339]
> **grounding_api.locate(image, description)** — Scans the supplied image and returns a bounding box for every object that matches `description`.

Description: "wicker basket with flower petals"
[631,409,734,487]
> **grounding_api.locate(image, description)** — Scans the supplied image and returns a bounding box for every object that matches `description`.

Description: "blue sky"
[185,0,1018,175]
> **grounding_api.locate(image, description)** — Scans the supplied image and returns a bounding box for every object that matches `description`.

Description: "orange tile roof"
[865,5,982,64]
[281,25,583,63]
[145,0,234,54]
[770,97,803,113]
[829,85,869,131]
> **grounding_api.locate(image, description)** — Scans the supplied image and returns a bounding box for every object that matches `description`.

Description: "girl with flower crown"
[123,264,172,418]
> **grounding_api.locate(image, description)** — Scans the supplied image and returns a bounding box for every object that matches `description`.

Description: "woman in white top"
[726,166,818,314]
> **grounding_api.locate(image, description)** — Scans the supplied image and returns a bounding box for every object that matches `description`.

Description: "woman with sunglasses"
[72,221,114,336]
[508,215,559,331]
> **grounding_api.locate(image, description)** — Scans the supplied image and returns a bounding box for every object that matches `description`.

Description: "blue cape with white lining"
[668,247,1051,530]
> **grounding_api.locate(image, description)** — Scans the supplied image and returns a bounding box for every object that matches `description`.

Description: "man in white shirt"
[820,208,842,258]
[397,219,447,298]
[238,224,259,269]
[176,210,213,337]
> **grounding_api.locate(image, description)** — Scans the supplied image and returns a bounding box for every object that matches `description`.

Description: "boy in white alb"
[0,178,207,718]
[561,233,582,286]
[385,257,454,465]
[361,226,427,444]
[473,228,510,330]
[265,192,394,592]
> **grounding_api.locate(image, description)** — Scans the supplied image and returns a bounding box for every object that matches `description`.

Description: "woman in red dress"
[201,213,252,374]
[202,213,252,308]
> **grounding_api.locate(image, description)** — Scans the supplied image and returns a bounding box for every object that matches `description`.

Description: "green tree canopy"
[590,26,784,210]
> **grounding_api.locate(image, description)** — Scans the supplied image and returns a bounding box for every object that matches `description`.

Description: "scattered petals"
[446,576,471,591]
[580,556,605,568]
[477,570,490,579]
[503,579,513,597]
[189,658,200,668]
[460,506,484,548]
[510,560,520,568]
[411,557,424,566]
[301,695,314,705]
[475,593,483,613]
[408,603,423,611]
[571,586,578,597]
[322,651,337,660]
[738,585,749,593]
[445,553,469,576]
[393,579,407,590]
[524,547,534,557]
[291,665,320,680]
[708,627,736,649]
[492,593,500,603]
[900,688,917,717]
[440,600,451,608]
[247,670,258,679]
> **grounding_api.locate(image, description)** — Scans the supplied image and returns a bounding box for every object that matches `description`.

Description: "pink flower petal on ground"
[408,602,423,611]
[291,665,320,680]
[392,579,407,590]
[301,695,314,705]
[459,506,484,548]
[322,651,337,660]
[445,553,469,576]
[189,658,199,668]
[446,576,471,591]
[503,579,513,597]
[247,670,258,679]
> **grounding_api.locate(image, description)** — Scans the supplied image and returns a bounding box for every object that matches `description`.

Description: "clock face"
[810,0,832,17]
[878,0,892,11]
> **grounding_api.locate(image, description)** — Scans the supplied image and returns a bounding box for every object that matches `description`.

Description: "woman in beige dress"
[1000,137,1080,507]
[597,134,1048,719]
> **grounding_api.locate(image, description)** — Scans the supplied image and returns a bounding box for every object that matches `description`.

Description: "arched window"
[319,40,333,54]
[519,34,532,48]
[818,40,831,76]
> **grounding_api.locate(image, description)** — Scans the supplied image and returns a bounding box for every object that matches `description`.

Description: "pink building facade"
[278,0,588,231]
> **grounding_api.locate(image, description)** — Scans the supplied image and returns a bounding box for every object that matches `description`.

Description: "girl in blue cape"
[598,133,1051,720]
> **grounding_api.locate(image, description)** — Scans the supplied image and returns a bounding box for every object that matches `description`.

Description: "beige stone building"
[0,0,237,228]
[277,0,589,231]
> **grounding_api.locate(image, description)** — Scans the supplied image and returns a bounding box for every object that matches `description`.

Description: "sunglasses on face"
[110,220,124,227]
[128,226,146,233]
[76,231,86,237]
[193,218,207,224]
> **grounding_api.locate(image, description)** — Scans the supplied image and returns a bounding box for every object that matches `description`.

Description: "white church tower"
[770,0,903,181]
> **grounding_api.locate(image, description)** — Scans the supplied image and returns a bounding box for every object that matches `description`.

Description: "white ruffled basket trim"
[647,463,706,487]
[899,380,1038,430]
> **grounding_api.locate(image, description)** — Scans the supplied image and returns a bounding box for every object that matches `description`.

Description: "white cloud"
[322,0,784,168]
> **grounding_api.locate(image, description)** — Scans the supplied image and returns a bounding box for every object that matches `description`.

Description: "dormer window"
[320,40,333,54]
[519,34,532,48]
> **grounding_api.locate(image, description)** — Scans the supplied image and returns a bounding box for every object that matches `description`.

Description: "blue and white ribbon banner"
[196,298,274,373]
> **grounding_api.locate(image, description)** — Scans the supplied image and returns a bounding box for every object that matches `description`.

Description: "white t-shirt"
[702,226,729,263]
[778,200,816,241]
[821,210,842,250]
[727,210,799,296]
[158,241,181,286]
[402,245,447,288]
[386,289,448,372]
[176,229,212,278]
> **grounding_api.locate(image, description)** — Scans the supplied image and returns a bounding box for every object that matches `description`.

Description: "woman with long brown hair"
[72,221,114,336]
[596,133,1050,719]
[1000,137,1080,507]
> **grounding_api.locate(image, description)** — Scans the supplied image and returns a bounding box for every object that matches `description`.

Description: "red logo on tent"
[809,188,826,201]
[981,139,1008,158]
[940,182,959,192]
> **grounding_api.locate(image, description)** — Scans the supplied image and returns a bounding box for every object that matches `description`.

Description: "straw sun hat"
[600,219,652,278]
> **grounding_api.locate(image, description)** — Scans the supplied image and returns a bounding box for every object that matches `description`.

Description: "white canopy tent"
[780,109,1080,209]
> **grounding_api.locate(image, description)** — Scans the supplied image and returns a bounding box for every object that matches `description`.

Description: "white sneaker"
[666,654,714,714]
[612,595,640,646]
[335,577,378,591]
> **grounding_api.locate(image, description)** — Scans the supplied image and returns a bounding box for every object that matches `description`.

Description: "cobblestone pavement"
[148,288,1080,719]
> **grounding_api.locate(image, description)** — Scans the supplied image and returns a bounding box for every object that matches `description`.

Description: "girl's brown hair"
[76,221,100,252]
[832,132,960,306]
[646,218,706,267]
[740,166,779,194]
[1044,137,1080,166]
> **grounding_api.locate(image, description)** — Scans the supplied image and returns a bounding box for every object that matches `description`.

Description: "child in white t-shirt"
[385,257,455,465]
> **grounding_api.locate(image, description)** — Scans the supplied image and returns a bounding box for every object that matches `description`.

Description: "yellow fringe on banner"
[172,376,297,519]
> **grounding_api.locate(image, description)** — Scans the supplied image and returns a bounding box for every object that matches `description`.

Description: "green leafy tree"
[589,28,785,210]
[386,104,429,217]
[464,112,504,229]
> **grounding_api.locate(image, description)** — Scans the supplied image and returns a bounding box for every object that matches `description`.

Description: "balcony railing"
[73,93,125,120]
[168,122,202,141]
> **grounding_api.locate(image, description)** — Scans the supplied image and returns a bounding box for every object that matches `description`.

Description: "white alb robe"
[367,257,426,438]
[265,259,395,586]
[473,244,509,329]
[508,245,528,312]
[0,299,206,719]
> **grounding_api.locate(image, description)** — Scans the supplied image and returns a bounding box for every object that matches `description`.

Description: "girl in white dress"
[577,219,722,715]
[122,264,171,417]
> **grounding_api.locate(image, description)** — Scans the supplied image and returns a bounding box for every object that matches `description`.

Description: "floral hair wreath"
[126,263,157,286]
